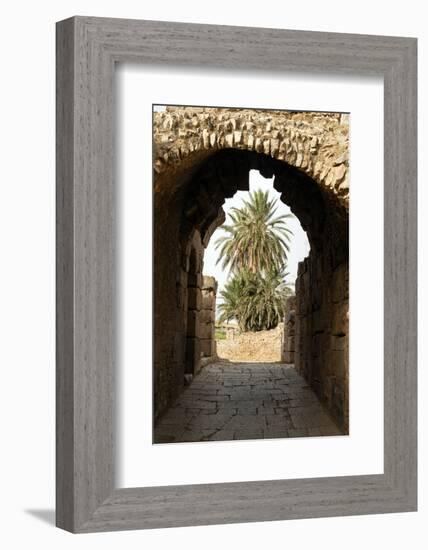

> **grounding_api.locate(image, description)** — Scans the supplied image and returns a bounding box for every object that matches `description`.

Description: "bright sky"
[203,170,310,295]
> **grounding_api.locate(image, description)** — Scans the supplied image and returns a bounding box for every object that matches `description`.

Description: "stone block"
[202,206,225,245]
[332,263,349,303]
[311,332,323,358]
[173,332,185,364]
[202,275,217,290]
[200,309,213,324]
[311,356,322,382]
[331,334,346,351]
[200,338,214,357]
[297,258,308,277]
[202,290,215,310]
[295,294,303,315]
[286,309,295,325]
[181,253,190,272]
[176,283,187,309]
[177,268,187,287]
[286,295,296,310]
[186,309,200,338]
[185,337,200,374]
[187,272,202,288]
[331,301,348,336]
[312,308,326,333]
[282,350,294,363]
[329,349,346,378]
[187,287,201,311]
[199,320,213,340]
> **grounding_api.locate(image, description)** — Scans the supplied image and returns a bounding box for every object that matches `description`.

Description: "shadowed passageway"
[154,362,343,443]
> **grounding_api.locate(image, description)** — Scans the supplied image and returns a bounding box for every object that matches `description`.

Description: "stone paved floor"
[154,362,343,443]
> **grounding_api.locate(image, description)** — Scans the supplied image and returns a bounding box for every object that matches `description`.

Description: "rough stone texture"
[295,261,349,431]
[217,324,283,363]
[200,276,217,361]
[153,106,349,429]
[282,296,296,363]
[184,232,204,378]
[153,362,343,443]
[154,107,349,206]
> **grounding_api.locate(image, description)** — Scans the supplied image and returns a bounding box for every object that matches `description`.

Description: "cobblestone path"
[154,362,343,443]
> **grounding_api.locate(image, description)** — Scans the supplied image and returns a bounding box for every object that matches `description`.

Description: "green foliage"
[215,188,295,332]
[215,328,226,340]
[218,268,293,332]
[215,189,293,275]
[217,270,249,331]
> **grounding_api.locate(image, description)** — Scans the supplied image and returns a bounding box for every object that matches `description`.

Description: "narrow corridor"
[154,362,343,443]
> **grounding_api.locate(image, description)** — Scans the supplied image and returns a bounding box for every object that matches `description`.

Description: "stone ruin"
[217,324,284,363]
[153,106,349,432]
[282,296,296,363]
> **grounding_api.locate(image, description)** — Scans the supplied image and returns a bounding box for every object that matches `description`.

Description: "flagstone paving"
[154,362,344,443]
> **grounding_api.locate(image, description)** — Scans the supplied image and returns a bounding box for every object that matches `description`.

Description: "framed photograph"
[56,16,417,533]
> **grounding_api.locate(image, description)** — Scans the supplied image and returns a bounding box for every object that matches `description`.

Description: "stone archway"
[153,106,349,432]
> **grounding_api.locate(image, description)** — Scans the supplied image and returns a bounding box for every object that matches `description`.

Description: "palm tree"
[215,189,293,275]
[241,268,293,331]
[217,270,249,331]
[218,268,293,331]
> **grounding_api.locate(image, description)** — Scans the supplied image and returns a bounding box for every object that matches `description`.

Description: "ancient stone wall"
[282,296,296,363]
[184,232,204,378]
[217,324,284,363]
[200,276,218,363]
[221,322,240,340]
[154,217,219,418]
[295,258,349,432]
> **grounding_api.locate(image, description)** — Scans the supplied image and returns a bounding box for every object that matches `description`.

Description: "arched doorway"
[153,106,349,437]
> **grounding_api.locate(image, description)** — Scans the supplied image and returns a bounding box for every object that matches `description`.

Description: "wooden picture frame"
[56,16,417,533]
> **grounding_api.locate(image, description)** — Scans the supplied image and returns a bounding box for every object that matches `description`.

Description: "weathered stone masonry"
[217,323,284,363]
[282,296,296,364]
[200,276,217,361]
[295,254,349,431]
[153,106,349,432]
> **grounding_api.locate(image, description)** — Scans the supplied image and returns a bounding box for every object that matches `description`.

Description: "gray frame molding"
[56,16,417,533]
